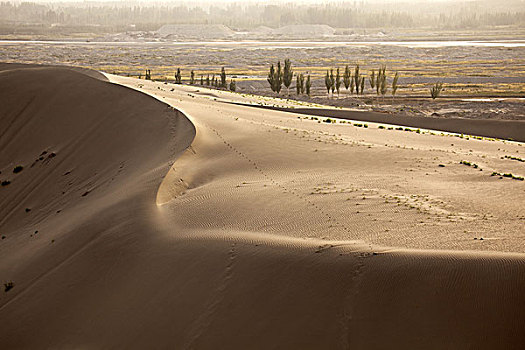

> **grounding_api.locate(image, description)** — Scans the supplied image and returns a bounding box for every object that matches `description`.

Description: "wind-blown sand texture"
[1,64,524,349]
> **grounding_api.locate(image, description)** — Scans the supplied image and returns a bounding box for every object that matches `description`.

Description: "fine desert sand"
[1,64,524,348]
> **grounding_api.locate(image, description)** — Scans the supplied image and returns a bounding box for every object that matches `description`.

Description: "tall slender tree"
[343,65,351,91]
[206,74,210,85]
[325,70,331,97]
[392,71,400,99]
[335,68,341,96]
[267,62,283,94]
[330,69,336,95]
[283,58,294,95]
[369,69,376,90]
[268,64,276,92]
[190,70,195,85]
[305,74,311,96]
[220,67,227,89]
[376,68,381,95]
[276,61,282,94]
[377,65,387,97]
[354,65,361,95]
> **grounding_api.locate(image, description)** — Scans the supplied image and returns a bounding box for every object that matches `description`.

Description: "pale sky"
[7,0,478,3]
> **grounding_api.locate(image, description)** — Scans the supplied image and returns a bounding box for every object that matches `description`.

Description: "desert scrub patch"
[13,165,23,174]
[1,180,10,186]
[491,172,524,181]
[503,155,525,162]
[460,160,481,170]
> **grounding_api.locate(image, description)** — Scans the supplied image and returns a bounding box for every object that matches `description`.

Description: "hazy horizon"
[4,0,524,3]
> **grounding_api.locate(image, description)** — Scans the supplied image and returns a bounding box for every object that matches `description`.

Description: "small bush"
[430,82,444,99]
[1,180,10,186]
[4,281,14,292]
[13,166,23,174]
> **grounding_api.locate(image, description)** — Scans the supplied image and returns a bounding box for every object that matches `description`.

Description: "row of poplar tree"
[324,65,399,98]
[145,60,408,99]
[267,59,312,96]
[145,67,237,92]
[267,59,400,98]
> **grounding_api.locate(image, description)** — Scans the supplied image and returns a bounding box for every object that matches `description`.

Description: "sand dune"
[235,103,525,142]
[1,64,524,348]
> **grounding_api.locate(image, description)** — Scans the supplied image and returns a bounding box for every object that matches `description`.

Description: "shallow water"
[1,40,524,49]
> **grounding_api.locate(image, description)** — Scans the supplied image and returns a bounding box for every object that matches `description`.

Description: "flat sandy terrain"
[1,64,524,348]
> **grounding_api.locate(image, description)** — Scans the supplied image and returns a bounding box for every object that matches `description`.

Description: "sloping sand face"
[1,65,524,348]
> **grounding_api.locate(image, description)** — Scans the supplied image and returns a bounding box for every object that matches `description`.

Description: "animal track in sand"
[200,120,370,244]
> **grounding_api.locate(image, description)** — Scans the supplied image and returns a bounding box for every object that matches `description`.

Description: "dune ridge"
[1,64,524,349]
[232,102,525,142]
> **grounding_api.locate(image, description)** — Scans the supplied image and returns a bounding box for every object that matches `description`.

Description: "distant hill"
[271,24,335,37]
[157,24,235,39]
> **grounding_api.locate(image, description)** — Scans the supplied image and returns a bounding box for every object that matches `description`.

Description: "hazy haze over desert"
[1,0,524,348]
